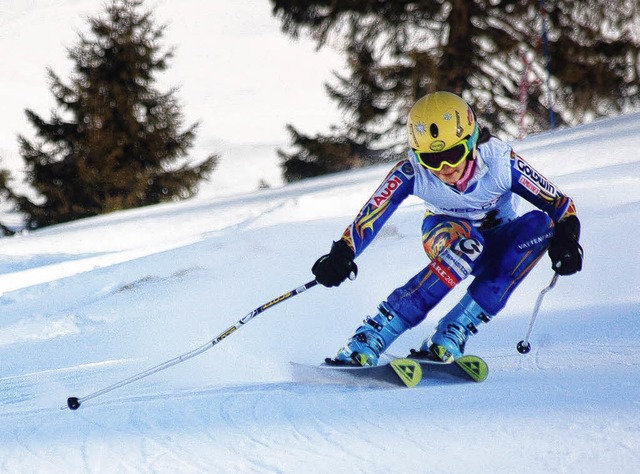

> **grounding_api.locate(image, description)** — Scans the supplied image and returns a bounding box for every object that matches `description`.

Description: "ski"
[406,353,489,383]
[290,357,422,388]
[290,353,488,387]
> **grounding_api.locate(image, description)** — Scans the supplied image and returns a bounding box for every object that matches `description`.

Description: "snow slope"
[0,110,639,473]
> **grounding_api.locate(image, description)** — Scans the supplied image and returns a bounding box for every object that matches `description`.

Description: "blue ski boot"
[421,293,493,363]
[334,303,410,367]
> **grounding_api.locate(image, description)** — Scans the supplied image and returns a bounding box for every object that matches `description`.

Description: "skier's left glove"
[312,240,358,287]
[548,215,583,275]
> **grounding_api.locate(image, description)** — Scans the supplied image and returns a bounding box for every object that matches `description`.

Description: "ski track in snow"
[1,363,639,473]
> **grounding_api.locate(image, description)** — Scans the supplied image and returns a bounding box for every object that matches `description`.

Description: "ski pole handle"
[65,279,318,410]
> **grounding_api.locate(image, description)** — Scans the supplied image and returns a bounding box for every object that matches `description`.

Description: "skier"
[312,91,583,366]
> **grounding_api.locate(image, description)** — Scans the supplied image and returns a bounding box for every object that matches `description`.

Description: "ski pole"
[65,279,318,410]
[517,273,559,354]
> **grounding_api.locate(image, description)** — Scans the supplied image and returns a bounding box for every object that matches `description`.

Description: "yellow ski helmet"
[407,92,479,170]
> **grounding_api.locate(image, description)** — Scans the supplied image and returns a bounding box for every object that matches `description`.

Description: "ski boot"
[420,293,493,363]
[333,303,410,367]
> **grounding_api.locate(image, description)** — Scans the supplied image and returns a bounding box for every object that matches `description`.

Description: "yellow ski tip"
[456,355,489,382]
[390,358,422,388]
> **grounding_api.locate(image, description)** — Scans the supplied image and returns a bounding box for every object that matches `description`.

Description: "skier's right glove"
[312,240,358,287]
[548,215,583,275]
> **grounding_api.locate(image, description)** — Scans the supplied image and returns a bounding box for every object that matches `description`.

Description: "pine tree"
[0,159,13,235]
[1,0,217,229]
[271,0,640,181]
[281,37,399,180]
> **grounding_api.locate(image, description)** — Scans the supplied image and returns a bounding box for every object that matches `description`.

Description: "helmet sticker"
[430,123,439,138]
[415,122,427,135]
[455,111,463,138]
[430,140,446,151]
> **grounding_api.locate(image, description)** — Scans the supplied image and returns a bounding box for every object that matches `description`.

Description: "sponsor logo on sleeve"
[519,175,540,195]
[373,175,403,206]
[401,161,415,176]
[515,156,557,197]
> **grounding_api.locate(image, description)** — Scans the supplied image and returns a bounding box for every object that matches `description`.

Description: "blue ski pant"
[386,210,554,327]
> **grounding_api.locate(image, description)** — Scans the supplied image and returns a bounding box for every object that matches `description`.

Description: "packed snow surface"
[0,111,638,473]
[1,2,639,473]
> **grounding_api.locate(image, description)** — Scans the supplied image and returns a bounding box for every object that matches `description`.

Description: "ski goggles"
[413,125,480,171]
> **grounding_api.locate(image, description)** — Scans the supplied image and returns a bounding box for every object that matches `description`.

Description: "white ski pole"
[65,280,318,410]
[517,273,559,354]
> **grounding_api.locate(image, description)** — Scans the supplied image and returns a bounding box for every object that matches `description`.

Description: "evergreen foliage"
[270,0,640,181]
[1,0,217,229]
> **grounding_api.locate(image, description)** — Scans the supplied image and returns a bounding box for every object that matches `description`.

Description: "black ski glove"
[548,215,583,275]
[312,240,358,287]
